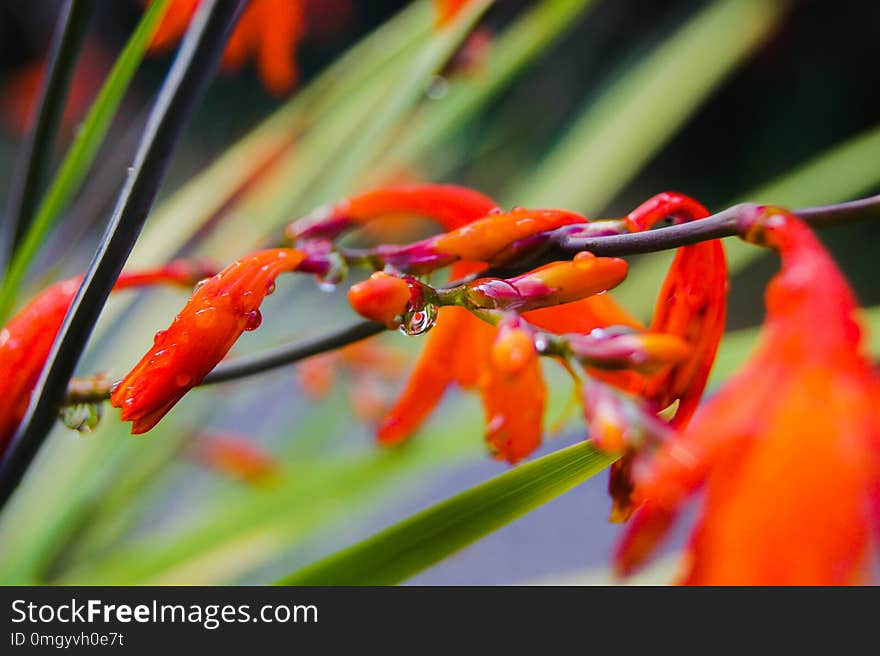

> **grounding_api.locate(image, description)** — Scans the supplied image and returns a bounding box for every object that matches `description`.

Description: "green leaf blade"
[276,442,616,586]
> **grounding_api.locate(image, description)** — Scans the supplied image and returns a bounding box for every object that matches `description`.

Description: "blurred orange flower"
[189,432,279,484]
[1,45,108,136]
[112,248,304,434]
[616,207,880,584]
[148,0,307,94]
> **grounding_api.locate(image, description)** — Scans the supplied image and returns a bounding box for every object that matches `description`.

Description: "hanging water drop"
[315,251,348,292]
[59,403,103,434]
[153,329,167,345]
[400,302,438,336]
[265,279,276,296]
[244,309,262,331]
[193,277,210,293]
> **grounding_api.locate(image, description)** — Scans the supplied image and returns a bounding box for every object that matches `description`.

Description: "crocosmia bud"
[347,272,414,329]
[111,249,305,434]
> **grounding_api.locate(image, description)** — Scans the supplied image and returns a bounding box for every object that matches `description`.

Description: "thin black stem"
[204,321,385,385]
[1,0,92,269]
[0,0,245,509]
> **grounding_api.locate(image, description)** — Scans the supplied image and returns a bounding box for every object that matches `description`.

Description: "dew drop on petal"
[244,309,262,331]
[573,251,596,267]
[59,403,103,434]
[175,373,192,387]
[488,207,504,215]
[193,278,210,293]
[315,251,348,292]
[153,330,167,345]
[265,280,276,296]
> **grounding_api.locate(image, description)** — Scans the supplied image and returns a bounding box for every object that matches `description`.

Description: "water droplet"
[425,75,449,99]
[244,309,262,331]
[315,251,348,292]
[109,380,122,395]
[488,207,504,215]
[0,328,9,348]
[511,205,525,212]
[400,303,438,336]
[573,251,596,267]
[175,373,192,387]
[534,335,549,353]
[265,280,276,296]
[59,403,103,434]
[193,278,210,293]
[153,330,167,345]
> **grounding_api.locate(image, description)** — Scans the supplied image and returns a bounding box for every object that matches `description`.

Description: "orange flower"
[480,318,546,462]
[1,45,108,136]
[288,184,498,242]
[0,261,212,453]
[297,341,409,423]
[347,272,414,329]
[570,193,726,521]
[112,249,304,434]
[378,305,495,445]
[616,207,880,584]
[189,432,279,484]
[148,0,306,94]
[465,252,628,312]
[435,0,472,26]
[433,207,586,263]
[623,192,728,426]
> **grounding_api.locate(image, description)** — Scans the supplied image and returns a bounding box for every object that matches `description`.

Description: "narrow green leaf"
[378,0,599,177]
[297,0,495,211]
[514,0,789,211]
[276,442,617,586]
[0,0,169,322]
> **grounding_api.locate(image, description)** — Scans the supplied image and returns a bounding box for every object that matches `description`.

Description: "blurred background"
[0,0,878,585]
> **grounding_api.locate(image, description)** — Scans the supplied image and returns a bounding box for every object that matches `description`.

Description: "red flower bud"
[479,320,546,463]
[434,207,585,263]
[111,249,304,434]
[347,272,414,329]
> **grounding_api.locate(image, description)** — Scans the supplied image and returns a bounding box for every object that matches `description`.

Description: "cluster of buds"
[9,174,880,586]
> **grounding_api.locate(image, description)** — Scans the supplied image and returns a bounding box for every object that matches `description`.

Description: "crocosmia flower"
[596,193,727,522]
[289,184,499,242]
[149,0,307,94]
[479,317,546,463]
[616,207,880,584]
[0,262,212,453]
[623,192,728,426]
[112,249,304,434]
[433,207,586,263]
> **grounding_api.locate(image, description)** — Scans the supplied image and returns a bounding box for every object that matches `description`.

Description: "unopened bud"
[347,272,413,328]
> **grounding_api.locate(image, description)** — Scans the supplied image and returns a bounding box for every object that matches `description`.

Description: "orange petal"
[479,325,546,463]
[434,208,585,262]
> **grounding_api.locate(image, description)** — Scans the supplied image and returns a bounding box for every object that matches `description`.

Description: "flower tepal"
[616,207,880,584]
[112,249,305,434]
